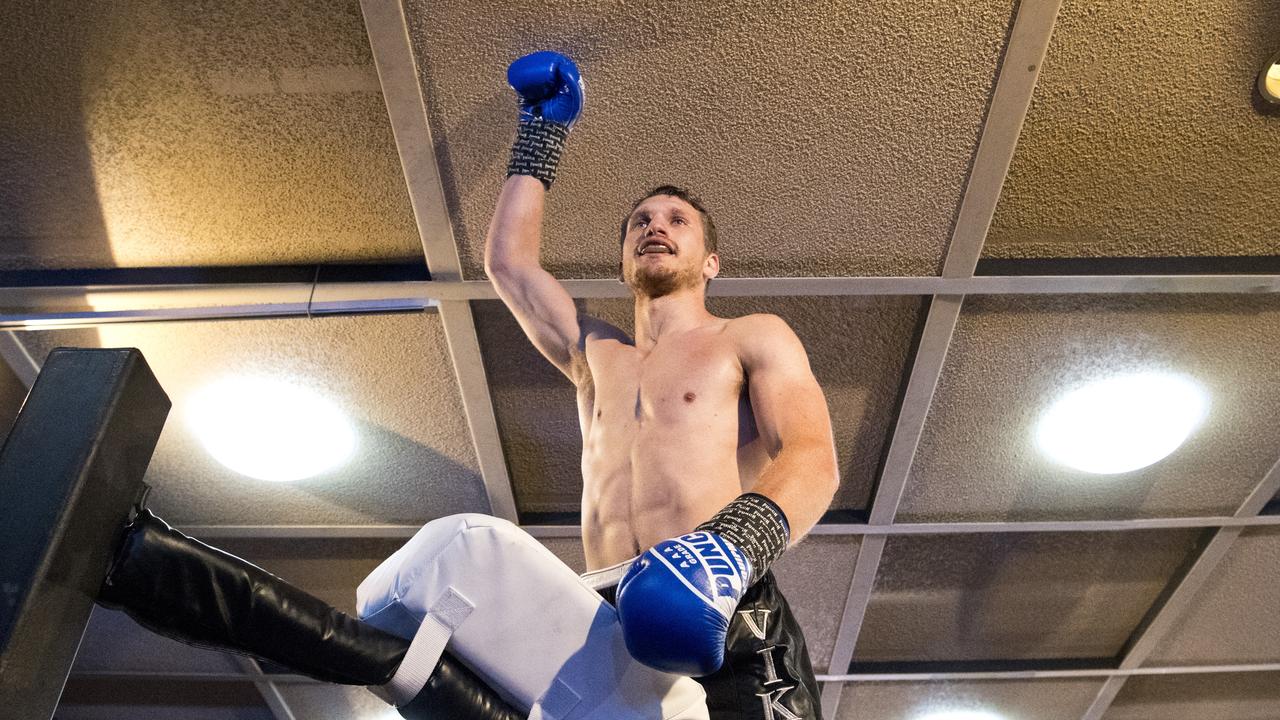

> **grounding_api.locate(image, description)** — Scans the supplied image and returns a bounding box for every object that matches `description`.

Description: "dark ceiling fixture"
[1259,49,1280,106]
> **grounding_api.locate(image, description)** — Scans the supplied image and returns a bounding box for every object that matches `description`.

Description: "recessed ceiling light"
[186,377,357,482]
[917,711,1005,720]
[1260,50,1280,105]
[1035,372,1209,475]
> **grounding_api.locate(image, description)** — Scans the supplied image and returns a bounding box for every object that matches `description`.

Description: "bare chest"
[582,333,745,427]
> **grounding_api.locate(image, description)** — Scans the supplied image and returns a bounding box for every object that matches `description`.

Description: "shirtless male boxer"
[486,51,840,720]
[76,49,836,720]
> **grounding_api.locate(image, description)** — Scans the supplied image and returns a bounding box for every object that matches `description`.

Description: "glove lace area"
[695,492,790,586]
[506,117,569,190]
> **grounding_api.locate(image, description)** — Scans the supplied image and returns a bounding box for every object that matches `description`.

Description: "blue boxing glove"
[506,51,585,189]
[616,493,790,676]
[508,51,584,128]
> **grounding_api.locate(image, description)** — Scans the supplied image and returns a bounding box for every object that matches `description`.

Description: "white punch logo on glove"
[651,531,749,617]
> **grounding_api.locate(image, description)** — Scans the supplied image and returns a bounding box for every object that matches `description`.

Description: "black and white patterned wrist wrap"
[506,117,569,190]
[696,493,791,586]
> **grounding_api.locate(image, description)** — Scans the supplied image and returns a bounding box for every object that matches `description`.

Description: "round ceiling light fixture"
[1035,371,1209,475]
[187,377,357,482]
[916,711,1005,720]
[1260,49,1280,106]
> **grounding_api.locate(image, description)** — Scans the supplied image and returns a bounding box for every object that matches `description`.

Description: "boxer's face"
[620,195,719,298]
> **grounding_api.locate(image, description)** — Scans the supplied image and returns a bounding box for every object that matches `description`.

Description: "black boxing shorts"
[584,564,823,720]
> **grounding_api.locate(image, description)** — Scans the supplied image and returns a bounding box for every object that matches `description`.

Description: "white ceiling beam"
[821,661,1280,683]
[235,657,298,720]
[177,513,1280,540]
[1079,455,1280,720]
[820,1,1064,714]
[3,273,1277,329]
[0,331,40,387]
[360,0,517,522]
[68,658,1280,685]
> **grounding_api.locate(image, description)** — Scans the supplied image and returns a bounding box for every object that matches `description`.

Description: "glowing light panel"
[1036,372,1209,474]
[187,377,356,482]
[917,711,1005,720]
[1259,50,1280,104]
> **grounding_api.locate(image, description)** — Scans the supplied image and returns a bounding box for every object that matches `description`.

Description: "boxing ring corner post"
[0,347,170,719]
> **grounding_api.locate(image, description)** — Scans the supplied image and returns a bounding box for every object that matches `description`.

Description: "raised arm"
[484,52,599,384]
[484,175,587,382]
[737,314,840,542]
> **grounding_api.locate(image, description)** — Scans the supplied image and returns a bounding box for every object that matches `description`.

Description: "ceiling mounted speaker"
[1260,49,1280,105]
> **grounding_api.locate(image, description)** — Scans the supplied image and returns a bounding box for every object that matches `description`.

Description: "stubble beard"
[626,257,705,299]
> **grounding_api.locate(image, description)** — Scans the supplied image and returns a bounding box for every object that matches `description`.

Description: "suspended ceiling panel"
[1103,671,1280,720]
[273,684,392,720]
[837,678,1105,720]
[12,313,487,525]
[0,357,25,437]
[852,530,1203,663]
[215,536,405,614]
[1145,527,1280,666]
[404,0,1014,280]
[475,296,922,518]
[900,294,1280,523]
[56,678,273,720]
[986,0,1280,259]
[71,607,246,675]
[771,535,861,674]
[0,0,420,270]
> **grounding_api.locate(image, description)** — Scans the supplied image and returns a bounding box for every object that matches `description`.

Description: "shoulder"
[726,314,806,368]
[727,313,797,344]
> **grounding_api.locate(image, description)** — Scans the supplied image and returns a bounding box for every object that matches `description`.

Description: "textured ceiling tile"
[477,296,921,517]
[708,296,923,514]
[474,298,630,516]
[14,313,488,525]
[273,681,393,719]
[772,536,861,673]
[987,1,1280,259]
[838,678,1105,720]
[1146,527,1280,666]
[216,536,405,614]
[71,606,245,674]
[1104,672,1280,720]
[405,0,1014,279]
[57,679,272,720]
[901,295,1280,523]
[854,530,1203,662]
[538,536,591,574]
[0,358,25,439]
[0,0,419,270]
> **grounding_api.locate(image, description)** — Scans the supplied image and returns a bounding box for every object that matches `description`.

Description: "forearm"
[484,173,548,273]
[746,440,839,543]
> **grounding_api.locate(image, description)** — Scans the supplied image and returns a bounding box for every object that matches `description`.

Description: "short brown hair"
[619,185,718,255]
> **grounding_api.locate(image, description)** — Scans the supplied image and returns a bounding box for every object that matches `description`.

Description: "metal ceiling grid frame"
[1078,456,1280,720]
[178,512,1280,540]
[359,0,517,523]
[5,274,1280,331]
[819,1,1063,716]
[5,0,1277,718]
[63,659,1280,686]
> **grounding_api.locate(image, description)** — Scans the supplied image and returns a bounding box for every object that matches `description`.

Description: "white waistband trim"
[578,555,638,591]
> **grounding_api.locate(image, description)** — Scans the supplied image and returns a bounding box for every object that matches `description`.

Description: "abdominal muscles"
[581,413,747,569]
